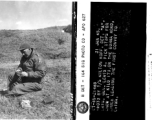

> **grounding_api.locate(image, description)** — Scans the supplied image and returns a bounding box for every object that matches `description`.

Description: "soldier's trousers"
[7,72,42,95]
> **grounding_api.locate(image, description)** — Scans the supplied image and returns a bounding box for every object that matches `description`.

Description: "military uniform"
[7,49,47,95]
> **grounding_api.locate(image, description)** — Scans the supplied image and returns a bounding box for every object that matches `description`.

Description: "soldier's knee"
[8,72,14,81]
[8,72,20,82]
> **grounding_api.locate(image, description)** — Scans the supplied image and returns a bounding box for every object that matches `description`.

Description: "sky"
[0,1,72,30]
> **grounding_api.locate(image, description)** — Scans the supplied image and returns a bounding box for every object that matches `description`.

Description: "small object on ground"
[21,99,32,108]
[42,96,54,105]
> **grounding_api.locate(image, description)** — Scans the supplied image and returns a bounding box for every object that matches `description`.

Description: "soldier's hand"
[21,72,28,77]
[16,69,22,76]
[16,68,22,72]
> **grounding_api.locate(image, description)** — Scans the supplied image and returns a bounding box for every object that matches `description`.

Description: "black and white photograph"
[0,1,72,119]
[0,0,150,120]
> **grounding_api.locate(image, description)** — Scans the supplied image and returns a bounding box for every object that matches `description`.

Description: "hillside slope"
[0,26,71,62]
[0,26,72,119]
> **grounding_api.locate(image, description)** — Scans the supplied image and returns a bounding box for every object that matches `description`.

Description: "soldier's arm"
[27,55,47,78]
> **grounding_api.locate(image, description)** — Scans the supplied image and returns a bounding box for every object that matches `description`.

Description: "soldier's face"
[20,49,32,58]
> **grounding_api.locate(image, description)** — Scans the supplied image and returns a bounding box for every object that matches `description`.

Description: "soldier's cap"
[19,43,33,51]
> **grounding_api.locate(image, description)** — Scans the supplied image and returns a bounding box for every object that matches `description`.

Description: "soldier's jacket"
[17,50,47,83]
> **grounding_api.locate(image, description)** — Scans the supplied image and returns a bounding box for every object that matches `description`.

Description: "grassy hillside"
[0,25,71,62]
[0,58,71,119]
[0,26,72,119]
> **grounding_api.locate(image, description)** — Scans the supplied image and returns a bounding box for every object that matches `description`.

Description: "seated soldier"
[5,43,47,96]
